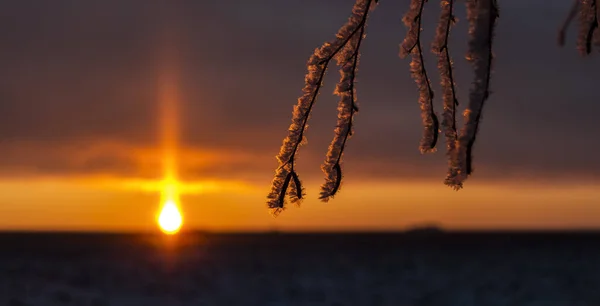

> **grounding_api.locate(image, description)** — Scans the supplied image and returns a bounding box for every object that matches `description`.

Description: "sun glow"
[158,199,182,234]
[156,34,185,235]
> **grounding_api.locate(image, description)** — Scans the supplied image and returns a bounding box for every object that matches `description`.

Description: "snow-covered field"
[1,232,600,306]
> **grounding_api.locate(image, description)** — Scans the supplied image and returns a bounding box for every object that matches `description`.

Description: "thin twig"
[320,25,367,201]
[402,0,439,153]
[267,0,374,212]
[558,0,581,47]
[280,1,373,171]
[454,0,499,187]
[433,0,461,187]
[578,0,598,55]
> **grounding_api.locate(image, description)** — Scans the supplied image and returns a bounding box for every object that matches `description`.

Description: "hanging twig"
[559,0,581,47]
[596,0,600,49]
[578,0,598,55]
[450,0,499,188]
[267,0,375,214]
[320,22,369,201]
[432,0,461,188]
[401,0,439,154]
[265,0,600,215]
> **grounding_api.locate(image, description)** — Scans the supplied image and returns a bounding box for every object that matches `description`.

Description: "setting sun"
[158,199,182,234]
[155,42,184,236]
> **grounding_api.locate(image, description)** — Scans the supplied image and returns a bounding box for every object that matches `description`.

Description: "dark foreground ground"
[1,231,600,306]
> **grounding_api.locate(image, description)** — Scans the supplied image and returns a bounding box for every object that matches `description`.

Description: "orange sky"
[1,178,599,232]
[1,58,598,232]
[0,1,599,232]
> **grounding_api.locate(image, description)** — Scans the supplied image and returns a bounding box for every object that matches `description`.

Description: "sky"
[0,0,598,232]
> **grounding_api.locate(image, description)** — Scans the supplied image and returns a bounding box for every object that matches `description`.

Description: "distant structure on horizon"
[404,224,446,237]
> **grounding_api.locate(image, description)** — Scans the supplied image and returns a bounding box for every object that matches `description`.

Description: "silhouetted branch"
[266,0,600,215]
[267,0,375,214]
[320,23,368,201]
[401,0,439,154]
[451,0,499,188]
[578,0,598,55]
[432,0,461,188]
[596,0,600,48]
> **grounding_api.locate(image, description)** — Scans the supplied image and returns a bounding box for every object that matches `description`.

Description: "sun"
[158,199,183,235]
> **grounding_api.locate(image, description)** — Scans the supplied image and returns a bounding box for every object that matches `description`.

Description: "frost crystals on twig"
[596,0,600,49]
[320,24,368,201]
[401,0,440,154]
[578,0,599,55]
[267,0,376,214]
[448,0,499,189]
[432,0,461,188]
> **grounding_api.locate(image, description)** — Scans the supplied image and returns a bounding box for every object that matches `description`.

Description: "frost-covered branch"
[578,0,598,55]
[267,0,375,214]
[320,25,367,201]
[401,0,439,154]
[432,0,461,188]
[265,0,600,214]
[450,0,499,189]
[596,0,600,48]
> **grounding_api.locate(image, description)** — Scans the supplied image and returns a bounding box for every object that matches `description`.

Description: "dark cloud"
[0,0,598,183]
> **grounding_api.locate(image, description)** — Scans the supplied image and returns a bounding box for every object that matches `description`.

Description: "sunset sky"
[0,0,598,232]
